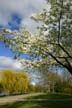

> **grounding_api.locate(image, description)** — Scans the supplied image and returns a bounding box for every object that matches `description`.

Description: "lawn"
[0,93,72,108]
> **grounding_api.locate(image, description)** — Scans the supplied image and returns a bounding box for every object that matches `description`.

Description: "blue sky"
[0,0,46,71]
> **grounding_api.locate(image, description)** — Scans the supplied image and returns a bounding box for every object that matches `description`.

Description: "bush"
[64,88,72,94]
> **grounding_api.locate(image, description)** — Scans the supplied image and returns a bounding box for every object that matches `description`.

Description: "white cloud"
[0,56,23,71]
[0,0,46,27]
[22,18,39,33]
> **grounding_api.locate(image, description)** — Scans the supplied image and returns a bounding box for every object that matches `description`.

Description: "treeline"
[0,69,72,95]
[38,71,72,94]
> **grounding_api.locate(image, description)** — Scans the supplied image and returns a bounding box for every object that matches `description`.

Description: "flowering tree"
[30,0,72,74]
[0,0,72,74]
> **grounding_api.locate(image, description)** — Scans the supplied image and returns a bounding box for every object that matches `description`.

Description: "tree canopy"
[0,0,72,74]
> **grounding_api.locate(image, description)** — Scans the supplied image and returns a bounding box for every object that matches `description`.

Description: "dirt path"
[0,95,25,104]
[0,94,72,105]
[0,93,42,105]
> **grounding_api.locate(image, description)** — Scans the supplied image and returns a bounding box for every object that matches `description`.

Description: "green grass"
[0,93,72,108]
[0,101,72,108]
[26,92,72,99]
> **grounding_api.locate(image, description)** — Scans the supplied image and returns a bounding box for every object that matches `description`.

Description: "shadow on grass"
[27,93,72,99]
[0,100,72,108]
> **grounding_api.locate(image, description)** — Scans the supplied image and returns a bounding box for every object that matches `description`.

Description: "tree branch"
[46,52,68,68]
[57,0,63,44]
[46,51,72,74]
[58,44,72,59]
[46,41,72,58]
[64,58,72,69]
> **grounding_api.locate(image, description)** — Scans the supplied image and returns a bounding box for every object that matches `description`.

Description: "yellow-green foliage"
[1,69,30,94]
[14,72,29,93]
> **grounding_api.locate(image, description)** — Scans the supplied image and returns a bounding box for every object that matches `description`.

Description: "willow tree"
[30,0,72,74]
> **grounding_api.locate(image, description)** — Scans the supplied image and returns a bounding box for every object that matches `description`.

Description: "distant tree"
[39,71,61,93]
[1,69,15,94]
[54,80,64,92]
[14,72,29,93]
